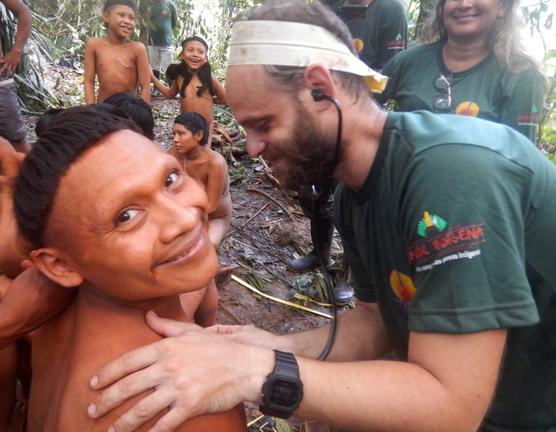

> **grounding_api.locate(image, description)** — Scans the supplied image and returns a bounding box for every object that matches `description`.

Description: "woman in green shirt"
[378,0,545,143]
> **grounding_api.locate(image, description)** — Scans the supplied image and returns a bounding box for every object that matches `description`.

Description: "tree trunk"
[415,0,435,40]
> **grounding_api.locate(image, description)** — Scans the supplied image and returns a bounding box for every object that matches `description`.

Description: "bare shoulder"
[85,37,103,49]
[129,41,148,54]
[209,150,228,170]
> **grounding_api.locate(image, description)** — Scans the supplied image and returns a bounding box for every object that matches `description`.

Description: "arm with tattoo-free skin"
[211,75,227,105]
[84,39,98,104]
[151,72,179,99]
[134,42,151,104]
[87,302,506,432]
[0,138,74,348]
[0,0,32,75]
[0,266,75,349]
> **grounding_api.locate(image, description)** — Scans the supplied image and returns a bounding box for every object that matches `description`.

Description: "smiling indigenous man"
[13,106,246,431]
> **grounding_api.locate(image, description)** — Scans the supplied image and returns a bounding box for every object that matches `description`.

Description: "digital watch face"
[269,379,300,407]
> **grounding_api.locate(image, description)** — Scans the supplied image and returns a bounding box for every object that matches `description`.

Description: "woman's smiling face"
[442,0,507,43]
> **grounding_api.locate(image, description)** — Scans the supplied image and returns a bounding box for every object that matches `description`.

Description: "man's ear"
[30,248,84,288]
[303,64,337,105]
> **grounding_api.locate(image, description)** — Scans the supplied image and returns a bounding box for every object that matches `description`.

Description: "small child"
[83,0,151,104]
[151,36,226,146]
[172,112,232,327]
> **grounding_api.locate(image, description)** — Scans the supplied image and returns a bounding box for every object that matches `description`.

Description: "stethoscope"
[309,89,343,361]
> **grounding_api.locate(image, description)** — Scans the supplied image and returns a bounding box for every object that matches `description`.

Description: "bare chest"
[96,44,138,74]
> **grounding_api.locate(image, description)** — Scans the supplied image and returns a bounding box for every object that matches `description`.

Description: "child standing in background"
[84,0,151,104]
[152,36,227,146]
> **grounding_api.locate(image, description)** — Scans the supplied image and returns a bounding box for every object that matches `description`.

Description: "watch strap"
[273,350,299,376]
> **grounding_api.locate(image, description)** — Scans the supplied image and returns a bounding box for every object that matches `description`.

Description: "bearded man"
[50,1,556,431]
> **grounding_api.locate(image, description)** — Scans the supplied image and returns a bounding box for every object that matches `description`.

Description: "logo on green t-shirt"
[417,211,447,237]
[409,212,485,272]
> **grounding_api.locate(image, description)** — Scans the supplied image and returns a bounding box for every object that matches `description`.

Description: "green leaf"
[274,418,292,432]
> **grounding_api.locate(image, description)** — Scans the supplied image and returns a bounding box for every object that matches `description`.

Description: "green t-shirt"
[334,111,556,430]
[346,0,407,71]
[148,0,177,47]
[378,41,545,143]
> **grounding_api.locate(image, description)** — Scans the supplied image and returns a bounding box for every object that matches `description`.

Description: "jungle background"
[1,1,555,431]
[2,0,555,153]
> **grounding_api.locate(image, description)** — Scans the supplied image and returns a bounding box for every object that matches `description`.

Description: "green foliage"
[29,0,105,58]
[522,0,556,156]
[0,3,60,110]
[404,0,433,41]
[539,49,556,159]
[520,0,554,53]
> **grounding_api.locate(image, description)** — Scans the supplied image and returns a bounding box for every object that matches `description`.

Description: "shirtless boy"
[13,106,246,431]
[84,0,151,104]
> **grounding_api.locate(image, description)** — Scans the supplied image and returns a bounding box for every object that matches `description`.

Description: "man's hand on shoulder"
[88,311,274,432]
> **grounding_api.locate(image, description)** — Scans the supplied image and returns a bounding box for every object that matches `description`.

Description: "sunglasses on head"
[433,74,452,111]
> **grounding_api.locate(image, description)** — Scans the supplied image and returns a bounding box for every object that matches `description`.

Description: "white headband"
[229,20,387,93]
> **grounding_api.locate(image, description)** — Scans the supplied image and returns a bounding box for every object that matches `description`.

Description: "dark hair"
[165,36,215,99]
[14,106,139,248]
[103,93,155,139]
[103,0,136,12]
[35,108,65,137]
[174,112,209,146]
[240,0,365,97]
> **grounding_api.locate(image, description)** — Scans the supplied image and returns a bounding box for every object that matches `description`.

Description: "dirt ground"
[21,63,352,432]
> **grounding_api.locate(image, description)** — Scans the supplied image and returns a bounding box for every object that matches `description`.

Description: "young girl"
[151,36,227,146]
[172,112,232,327]
[172,112,231,247]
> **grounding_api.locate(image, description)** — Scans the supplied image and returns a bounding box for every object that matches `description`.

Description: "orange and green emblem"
[417,211,447,237]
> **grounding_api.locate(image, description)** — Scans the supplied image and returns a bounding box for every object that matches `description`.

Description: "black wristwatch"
[260,350,304,419]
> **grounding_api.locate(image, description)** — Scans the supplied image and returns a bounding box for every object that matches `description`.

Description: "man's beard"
[276,104,339,192]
